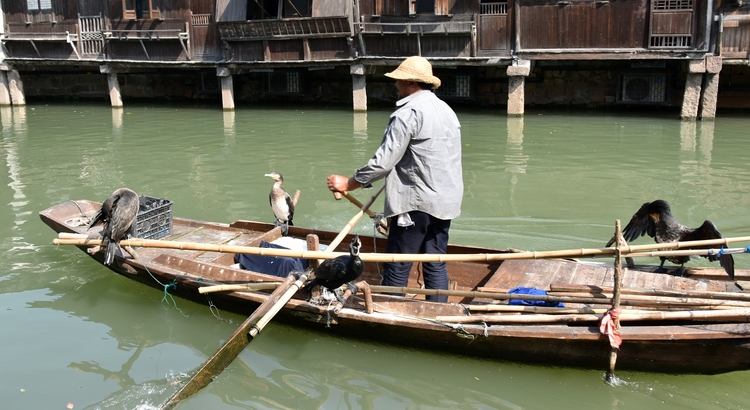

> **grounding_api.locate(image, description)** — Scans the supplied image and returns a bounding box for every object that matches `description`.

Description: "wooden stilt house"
[0,1,749,114]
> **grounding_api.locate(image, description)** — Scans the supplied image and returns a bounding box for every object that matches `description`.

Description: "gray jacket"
[354,90,463,220]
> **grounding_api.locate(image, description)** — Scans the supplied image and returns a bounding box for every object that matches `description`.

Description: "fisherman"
[326,56,463,302]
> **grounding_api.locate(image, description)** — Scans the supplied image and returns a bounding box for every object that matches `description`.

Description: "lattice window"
[192,14,212,26]
[436,75,473,99]
[27,0,52,11]
[650,35,691,48]
[200,71,220,93]
[266,71,302,94]
[652,0,693,10]
[480,2,507,15]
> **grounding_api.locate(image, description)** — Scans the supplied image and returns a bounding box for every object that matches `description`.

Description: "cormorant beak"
[351,235,361,256]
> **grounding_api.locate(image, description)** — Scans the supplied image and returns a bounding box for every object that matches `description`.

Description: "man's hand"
[327,175,361,199]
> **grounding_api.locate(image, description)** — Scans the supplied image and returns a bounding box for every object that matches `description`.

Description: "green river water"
[1,102,749,409]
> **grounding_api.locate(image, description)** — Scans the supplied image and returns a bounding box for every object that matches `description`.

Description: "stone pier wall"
[13,63,750,111]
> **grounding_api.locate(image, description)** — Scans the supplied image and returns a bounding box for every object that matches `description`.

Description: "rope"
[372,213,384,280]
[132,238,188,318]
[197,277,227,322]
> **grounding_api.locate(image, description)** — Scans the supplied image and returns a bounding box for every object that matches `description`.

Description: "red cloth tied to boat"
[599,308,622,349]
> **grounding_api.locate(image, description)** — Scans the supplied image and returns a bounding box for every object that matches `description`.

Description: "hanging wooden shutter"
[123,0,136,19]
[313,0,349,17]
[435,0,449,15]
[149,0,161,19]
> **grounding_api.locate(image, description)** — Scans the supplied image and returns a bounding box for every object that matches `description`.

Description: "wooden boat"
[39,199,750,375]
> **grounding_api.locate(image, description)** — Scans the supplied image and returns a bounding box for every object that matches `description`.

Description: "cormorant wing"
[107,189,139,241]
[87,193,117,230]
[680,220,735,280]
[285,191,295,224]
[315,256,347,281]
[620,201,658,242]
[607,201,656,246]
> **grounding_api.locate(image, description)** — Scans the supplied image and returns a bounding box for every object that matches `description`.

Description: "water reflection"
[699,121,714,166]
[112,107,123,135]
[351,111,370,160]
[504,117,528,217]
[222,110,236,157]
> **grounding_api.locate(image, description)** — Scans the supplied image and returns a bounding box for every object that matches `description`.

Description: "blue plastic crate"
[135,195,173,240]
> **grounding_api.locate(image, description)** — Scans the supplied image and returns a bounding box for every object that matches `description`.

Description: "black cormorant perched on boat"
[265,172,294,235]
[304,235,364,303]
[607,200,734,279]
[88,188,140,266]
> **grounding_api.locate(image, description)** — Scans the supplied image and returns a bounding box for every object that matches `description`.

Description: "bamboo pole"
[365,285,730,308]
[51,237,750,264]
[436,308,750,324]
[467,305,675,314]
[197,282,745,309]
[607,220,624,382]
[546,291,750,308]
[549,284,750,302]
[198,282,282,294]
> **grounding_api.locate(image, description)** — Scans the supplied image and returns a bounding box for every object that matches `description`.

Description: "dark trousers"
[381,211,451,302]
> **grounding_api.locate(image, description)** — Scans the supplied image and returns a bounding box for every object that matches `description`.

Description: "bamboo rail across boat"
[195,282,746,310]
[435,308,750,324]
[52,233,750,263]
[547,283,750,302]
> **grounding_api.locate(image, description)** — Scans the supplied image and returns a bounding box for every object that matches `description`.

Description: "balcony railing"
[356,21,474,35]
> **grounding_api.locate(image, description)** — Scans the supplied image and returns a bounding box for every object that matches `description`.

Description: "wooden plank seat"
[102,29,190,60]
[1,31,80,59]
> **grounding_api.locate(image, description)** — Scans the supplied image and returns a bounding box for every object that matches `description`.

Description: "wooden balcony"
[217,17,352,41]
[103,26,191,61]
[1,28,81,59]
[355,21,476,58]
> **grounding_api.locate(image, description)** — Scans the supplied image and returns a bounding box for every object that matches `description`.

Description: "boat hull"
[40,200,750,374]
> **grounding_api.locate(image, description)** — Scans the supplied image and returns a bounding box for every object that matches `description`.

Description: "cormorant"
[607,200,734,279]
[265,172,294,235]
[88,188,140,266]
[304,235,364,303]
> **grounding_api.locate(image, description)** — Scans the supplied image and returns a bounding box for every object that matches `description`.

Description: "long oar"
[339,191,388,236]
[161,184,384,409]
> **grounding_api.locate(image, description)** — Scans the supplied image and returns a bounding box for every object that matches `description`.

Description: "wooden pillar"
[700,56,723,120]
[217,67,235,111]
[506,60,530,117]
[0,69,11,106]
[351,63,367,112]
[680,59,706,120]
[7,69,25,106]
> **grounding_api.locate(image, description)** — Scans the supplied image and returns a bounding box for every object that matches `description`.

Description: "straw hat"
[385,56,441,89]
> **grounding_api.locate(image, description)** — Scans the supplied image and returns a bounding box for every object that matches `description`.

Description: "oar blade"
[161,274,299,409]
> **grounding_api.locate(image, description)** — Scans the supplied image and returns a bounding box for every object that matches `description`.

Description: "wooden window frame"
[27,0,52,11]
[27,0,54,23]
[123,0,161,20]
[393,0,450,16]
